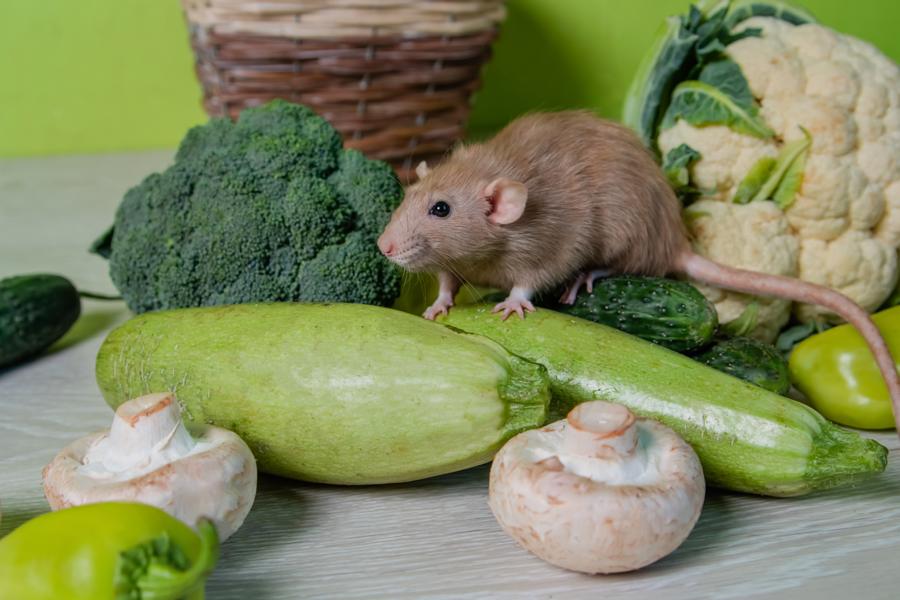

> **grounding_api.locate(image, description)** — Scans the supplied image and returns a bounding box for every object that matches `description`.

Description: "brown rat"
[377,110,900,432]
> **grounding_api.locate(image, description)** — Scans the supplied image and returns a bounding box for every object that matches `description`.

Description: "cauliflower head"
[642,5,900,340]
[684,199,798,340]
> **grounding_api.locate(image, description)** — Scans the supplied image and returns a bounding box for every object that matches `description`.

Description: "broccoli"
[93,100,404,313]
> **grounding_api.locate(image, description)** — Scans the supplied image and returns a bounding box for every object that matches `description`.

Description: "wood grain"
[1,152,898,599]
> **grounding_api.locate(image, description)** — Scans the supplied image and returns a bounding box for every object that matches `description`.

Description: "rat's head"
[377,159,528,272]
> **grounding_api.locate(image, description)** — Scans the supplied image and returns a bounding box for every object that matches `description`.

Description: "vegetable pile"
[625,0,900,342]
[5,7,899,583]
[92,99,404,314]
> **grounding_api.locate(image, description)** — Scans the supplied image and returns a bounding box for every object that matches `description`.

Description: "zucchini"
[95,303,549,485]
[440,306,887,497]
[552,275,717,352]
[697,336,791,395]
[0,274,81,368]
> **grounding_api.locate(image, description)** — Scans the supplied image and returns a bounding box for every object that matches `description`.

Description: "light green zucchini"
[440,306,887,497]
[95,303,549,485]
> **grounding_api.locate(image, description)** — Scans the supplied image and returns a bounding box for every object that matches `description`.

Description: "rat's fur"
[382,111,687,292]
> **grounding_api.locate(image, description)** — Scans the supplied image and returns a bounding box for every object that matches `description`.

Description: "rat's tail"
[677,250,900,435]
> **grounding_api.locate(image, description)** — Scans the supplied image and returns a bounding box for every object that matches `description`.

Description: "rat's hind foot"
[492,287,536,321]
[423,294,454,320]
[559,272,589,305]
[559,269,612,304]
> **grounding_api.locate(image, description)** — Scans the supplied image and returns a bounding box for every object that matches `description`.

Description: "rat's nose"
[377,234,396,257]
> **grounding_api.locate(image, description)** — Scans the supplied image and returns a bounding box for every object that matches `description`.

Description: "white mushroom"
[488,401,705,574]
[43,392,257,541]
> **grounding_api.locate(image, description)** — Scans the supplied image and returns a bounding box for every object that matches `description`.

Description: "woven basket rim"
[182,0,505,40]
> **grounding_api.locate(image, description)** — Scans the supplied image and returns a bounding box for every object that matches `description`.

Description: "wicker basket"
[182,0,506,181]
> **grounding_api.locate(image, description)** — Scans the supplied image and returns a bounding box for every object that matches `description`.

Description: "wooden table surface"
[1,152,898,599]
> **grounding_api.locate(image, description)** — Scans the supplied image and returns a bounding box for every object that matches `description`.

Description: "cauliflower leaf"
[733,156,776,204]
[661,59,774,139]
[662,143,702,197]
[770,135,810,210]
[748,126,812,208]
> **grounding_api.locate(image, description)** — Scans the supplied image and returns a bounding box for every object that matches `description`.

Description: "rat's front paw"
[423,296,454,320]
[492,297,536,321]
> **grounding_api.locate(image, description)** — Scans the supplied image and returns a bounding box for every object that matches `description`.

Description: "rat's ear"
[416,161,430,180]
[484,178,528,225]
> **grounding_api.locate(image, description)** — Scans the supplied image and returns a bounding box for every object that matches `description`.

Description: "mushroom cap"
[488,401,705,574]
[43,393,257,541]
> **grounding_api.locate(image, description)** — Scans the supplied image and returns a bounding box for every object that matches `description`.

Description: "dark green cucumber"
[552,275,718,352]
[697,336,791,395]
[0,274,81,368]
[440,305,887,497]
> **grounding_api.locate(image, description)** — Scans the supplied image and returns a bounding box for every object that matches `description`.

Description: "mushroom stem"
[564,401,637,458]
[84,392,196,477]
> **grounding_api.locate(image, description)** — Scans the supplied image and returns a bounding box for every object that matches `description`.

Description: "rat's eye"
[429,201,451,218]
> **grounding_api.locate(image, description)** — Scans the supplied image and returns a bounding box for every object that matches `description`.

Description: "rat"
[376,110,900,432]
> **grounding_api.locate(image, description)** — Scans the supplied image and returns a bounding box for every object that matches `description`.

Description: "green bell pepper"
[0,502,218,600]
[789,306,900,430]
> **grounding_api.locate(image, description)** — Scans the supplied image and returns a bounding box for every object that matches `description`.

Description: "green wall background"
[1,0,898,157]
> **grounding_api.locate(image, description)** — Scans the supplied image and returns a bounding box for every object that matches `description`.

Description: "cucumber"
[0,274,81,368]
[697,336,791,395]
[552,276,717,352]
[95,303,549,485]
[440,306,887,497]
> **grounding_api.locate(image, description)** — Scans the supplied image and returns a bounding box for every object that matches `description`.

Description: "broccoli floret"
[97,100,403,313]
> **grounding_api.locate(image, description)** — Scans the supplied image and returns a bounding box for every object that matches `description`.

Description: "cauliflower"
[684,200,798,340]
[627,1,900,340]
